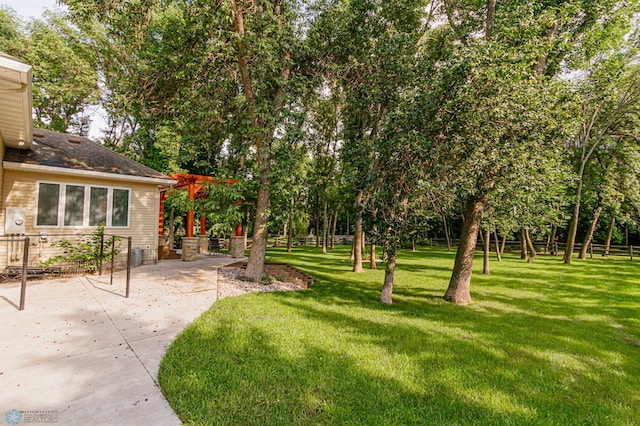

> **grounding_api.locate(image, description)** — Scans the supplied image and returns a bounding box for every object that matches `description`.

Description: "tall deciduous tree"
[308,0,427,274]
[226,0,296,281]
[0,8,98,134]
[564,56,640,263]
[422,0,637,303]
[411,2,578,303]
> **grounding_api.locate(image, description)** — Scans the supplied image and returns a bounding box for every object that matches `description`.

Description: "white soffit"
[0,55,33,150]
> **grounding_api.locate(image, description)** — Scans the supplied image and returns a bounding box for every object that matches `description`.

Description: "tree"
[25,11,99,134]
[225,0,298,281]
[564,56,640,263]
[308,0,427,275]
[418,0,638,303]
[64,0,307,281]
[413,39,574,304]
[0,8,26,57]
[0,8,98,135]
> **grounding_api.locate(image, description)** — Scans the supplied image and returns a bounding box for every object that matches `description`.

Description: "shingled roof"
[4,129,170,181]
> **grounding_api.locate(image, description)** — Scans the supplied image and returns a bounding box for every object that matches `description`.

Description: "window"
[37,183,60,226]
[89,187,108,226]
[64,185,85,226]
[112,189,129,227]
[35,182,130,228]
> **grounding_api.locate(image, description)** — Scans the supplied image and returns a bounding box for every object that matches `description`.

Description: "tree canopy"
[5,0,640,300]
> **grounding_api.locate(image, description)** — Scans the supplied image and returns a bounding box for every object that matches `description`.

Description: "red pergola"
[160,173,241,238]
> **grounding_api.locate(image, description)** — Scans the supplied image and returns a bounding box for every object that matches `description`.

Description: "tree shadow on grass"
[161,291,640,425]
[161,246,640,424]
[161,318,544,425]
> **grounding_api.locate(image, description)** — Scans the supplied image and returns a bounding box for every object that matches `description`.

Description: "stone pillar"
[230,235,246,258]
[158,235,169,260]
[199,235,208,254]
[181,237,199,262]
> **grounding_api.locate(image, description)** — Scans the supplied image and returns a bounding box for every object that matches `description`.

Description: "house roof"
[4,129,175,185]
[0,53,33,149]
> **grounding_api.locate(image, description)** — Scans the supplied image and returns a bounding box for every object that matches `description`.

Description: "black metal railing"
[0,232,155,310]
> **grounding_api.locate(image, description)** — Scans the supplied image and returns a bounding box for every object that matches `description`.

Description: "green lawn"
[158,247,640,425]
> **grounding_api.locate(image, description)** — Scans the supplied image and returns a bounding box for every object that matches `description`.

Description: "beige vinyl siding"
[0,169,161,268]
[0,139,6,267]
[0,134,5,213]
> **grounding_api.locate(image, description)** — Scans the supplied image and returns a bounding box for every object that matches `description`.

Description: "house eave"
[3,161,176,187]
[0,55,33,150]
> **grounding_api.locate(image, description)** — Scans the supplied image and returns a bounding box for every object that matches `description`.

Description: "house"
[0,54,175,268]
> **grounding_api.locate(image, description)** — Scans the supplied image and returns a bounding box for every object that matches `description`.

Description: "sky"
[1,0,106,139]
[0,0,64,20]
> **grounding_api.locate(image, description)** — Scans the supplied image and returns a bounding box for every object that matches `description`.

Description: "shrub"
[40,224,121,273]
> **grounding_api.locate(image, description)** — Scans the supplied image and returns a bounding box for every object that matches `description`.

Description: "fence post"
[99,232,105,276]
[589,243,593,259]
[631,245,634,261]
[110,236,115,286]
[19,236,29,311]
[126,236,132,298]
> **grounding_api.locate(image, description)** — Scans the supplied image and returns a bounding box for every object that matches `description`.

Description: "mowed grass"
[158,246,640,425]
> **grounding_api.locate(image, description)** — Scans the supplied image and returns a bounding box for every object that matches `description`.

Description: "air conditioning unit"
[5,207,26,234]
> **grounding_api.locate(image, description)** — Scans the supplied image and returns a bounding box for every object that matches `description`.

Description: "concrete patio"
[0,255,243,425]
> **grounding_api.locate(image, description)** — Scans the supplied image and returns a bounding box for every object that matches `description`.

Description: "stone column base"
[198,235,208,254]
[182,237,199,261]
[230,236,246,258]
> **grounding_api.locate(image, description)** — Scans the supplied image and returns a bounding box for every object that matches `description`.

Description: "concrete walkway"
[0,256,243,425]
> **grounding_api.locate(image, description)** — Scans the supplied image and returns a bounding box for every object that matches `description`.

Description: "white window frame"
[34,181,131,229]
[110,186,132,228]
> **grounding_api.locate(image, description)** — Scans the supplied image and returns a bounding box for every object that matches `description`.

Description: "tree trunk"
[520,228,528,261]
[287,194,294,253]
[322,200,328,254]
[534,20,558,76]
[625,223,629,247]
[444,196,485,305]
[544,231,551,254]
[442,214,451,251]
[350,239,355,261]
[315,215,320,247]
[353,190,364,273]
[331,210,338,250]
[244,210,250,244]
[232,0,290,282]
[380,251,397,305]
[234,1,266,282]
[550,225,557,255]
[370,244,377,269]
[579,205,602,259]
[483,228,490,275]
[500,235,506,255]
[604,217,615,256]
[564,173,584,264]
[493,227,501,262]
[485,0,497,39]
[525,228,536,263]
[346,215,350,240]
[245,177,270,281]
